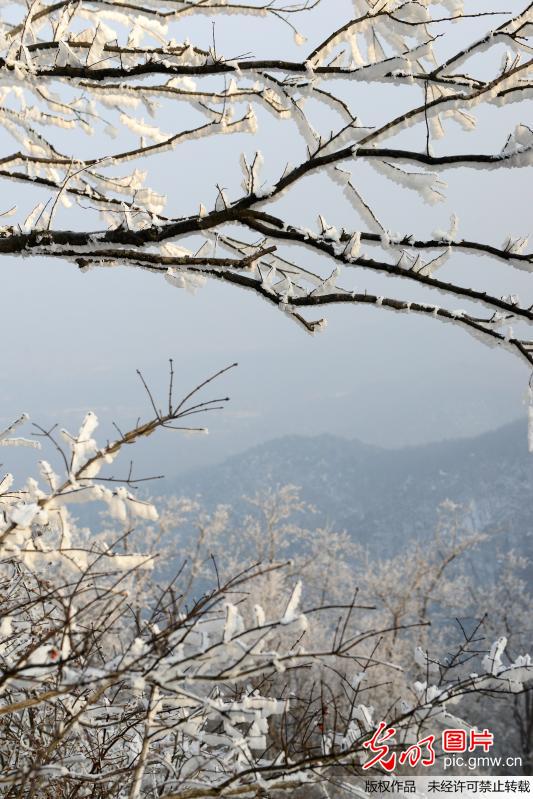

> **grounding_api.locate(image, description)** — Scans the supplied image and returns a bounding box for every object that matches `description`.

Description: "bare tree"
[0,1,532,377]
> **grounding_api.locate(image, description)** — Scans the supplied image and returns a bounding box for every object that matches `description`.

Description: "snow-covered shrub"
[1,376,531,795]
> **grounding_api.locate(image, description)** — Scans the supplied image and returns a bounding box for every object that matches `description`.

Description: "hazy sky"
[0,0,531,479]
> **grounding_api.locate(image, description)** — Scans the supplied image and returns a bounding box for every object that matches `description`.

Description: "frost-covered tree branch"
[1,1,532,382]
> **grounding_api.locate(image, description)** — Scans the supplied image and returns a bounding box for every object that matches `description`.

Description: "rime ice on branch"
[0,365,532,795]
[0,2,532,387]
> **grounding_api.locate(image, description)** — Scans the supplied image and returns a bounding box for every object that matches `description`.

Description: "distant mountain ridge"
[165,418,533,556]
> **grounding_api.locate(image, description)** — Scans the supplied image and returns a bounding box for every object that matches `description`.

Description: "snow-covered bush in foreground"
[155,486,533,777]
[0,370,532,796]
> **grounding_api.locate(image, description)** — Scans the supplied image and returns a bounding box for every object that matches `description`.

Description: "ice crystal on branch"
[0,4,533,398]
